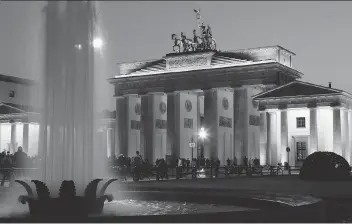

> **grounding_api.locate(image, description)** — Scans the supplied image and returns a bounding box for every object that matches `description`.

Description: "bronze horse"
[180,32,194,52]
[171,34,182,52]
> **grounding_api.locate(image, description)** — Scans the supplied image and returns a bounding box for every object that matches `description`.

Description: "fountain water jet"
[15,1,116,216]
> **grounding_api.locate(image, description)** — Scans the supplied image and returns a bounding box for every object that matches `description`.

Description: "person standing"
[1,152,14,187]
[14,146,28,178]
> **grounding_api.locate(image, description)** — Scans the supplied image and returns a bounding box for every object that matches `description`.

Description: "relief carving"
[219,116,232,128]
[168,56,208,69]
[185,100,193,112]
[184,118,193,129]
[130,120,141,130]
[155,119,167,129]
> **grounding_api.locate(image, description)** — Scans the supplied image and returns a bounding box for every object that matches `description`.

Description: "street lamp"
[199,127,208,140]
[92,37,104,49]
[197,127,208,167]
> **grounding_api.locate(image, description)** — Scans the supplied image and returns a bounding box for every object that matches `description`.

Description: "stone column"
[169,91,198,159]
[204,88,234,165]
[101,127,108,157]
[349,109,352,164]
[23,123,29,153]
[109,125,115,158]
[266,111,278,165]
[115,94,141,158]
[197,94,204,159]
[142,92,167,163]
[10,121,16,153]
[233,88,246,164]
[281,109,289,163]
[259,111,267,165]
[115,96,125,156]
[341,108,349,160]
[309,107,318,154]
[333,107,342,156]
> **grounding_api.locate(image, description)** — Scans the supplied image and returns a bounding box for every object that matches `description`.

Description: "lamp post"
[190,137,195,161]
[198,127,208,167]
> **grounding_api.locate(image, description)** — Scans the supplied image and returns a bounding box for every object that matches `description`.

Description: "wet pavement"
[115,175,352,200]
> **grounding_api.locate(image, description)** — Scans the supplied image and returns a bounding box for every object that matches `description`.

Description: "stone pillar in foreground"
[204,88,234,165]
[168,91,198,159]
[341,108,349,160]
[333,107,342,156]
[108,125,115,158]
[23,123,29,153]
[281,109,288,164]
[259,111,267,165]
[10,121,17,153]
[348,109,352,164]
[266,111,278,165]
[142,92,167,163]
[309,107,318,154]
[115,94,141,158]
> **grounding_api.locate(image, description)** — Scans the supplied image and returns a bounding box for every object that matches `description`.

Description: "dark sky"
[1,1,352,110]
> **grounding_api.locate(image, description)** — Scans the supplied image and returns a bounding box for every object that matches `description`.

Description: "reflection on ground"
[0,199,255,218]
[102,199,255,216]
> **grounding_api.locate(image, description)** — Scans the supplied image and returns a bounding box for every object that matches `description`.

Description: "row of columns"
[99,125,115,158]
[260,106,352,166]
[4,122,30,153]
[112,87,250,165]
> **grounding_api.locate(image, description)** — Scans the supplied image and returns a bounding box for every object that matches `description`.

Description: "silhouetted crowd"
[0,146,41,187]
[108,151,261,180]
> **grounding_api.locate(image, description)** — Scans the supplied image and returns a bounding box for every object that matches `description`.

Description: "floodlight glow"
[92,37,103,49]
[199,127,208,140]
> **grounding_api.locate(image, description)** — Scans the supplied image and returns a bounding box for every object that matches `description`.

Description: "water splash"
[39,1,107,196]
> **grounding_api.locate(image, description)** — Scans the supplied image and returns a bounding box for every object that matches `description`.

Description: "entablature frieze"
[112,63,302,96]
[256,94,352,111]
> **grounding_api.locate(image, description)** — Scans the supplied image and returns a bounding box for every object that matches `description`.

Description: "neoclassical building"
[3,45,351,167]
[0,74,39,156]
[108,45,352,167]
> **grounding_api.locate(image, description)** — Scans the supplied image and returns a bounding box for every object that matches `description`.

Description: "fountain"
[7,2,327,221]
[14,1,116,217]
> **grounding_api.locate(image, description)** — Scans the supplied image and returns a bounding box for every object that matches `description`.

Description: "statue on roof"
[171,9,216,53]
[180,32,195,52]
[171,34,182,53]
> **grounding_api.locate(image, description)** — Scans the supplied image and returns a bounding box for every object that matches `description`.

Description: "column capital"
[145,92,167,96]
[266,108,279,113]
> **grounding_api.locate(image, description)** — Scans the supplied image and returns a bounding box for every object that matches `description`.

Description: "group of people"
[0,146,39,187]
[108,152,262,181]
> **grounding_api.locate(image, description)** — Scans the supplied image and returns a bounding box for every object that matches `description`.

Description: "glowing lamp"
[199,127,208,140]
[92,38,103,49]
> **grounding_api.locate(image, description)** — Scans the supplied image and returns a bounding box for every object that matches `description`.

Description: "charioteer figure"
[171,9,216,53]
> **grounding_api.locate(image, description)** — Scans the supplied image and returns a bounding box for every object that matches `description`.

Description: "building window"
[296,142,307,161]
[296,117,306,128]
[9,90,15,98]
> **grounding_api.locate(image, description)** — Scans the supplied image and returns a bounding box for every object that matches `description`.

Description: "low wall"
[0,190,327,222]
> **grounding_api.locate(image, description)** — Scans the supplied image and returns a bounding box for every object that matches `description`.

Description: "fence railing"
[109,164,304,181]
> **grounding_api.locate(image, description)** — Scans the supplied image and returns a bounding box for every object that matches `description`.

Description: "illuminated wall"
[16,123,24,150]
[317,107,334,152]
[28,123,39,157]
[287,108,310,166]
[0,123,11,152]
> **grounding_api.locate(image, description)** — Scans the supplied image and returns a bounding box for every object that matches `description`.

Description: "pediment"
[0,103,32,115]
[253,81,342,99]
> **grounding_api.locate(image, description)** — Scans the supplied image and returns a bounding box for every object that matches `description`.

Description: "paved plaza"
[115,175,352,199]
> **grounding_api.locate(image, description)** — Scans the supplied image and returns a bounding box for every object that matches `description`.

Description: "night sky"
[1,1,352,110]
